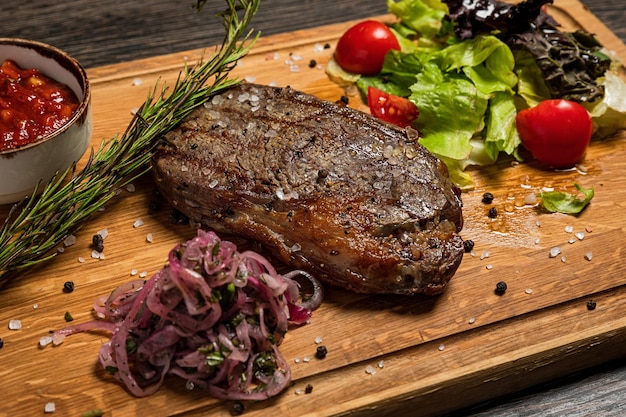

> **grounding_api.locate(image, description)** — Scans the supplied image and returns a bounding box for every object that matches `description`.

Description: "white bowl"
[0,38,92,205]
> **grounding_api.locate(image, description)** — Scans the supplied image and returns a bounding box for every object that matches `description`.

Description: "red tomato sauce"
[0,59,80,152]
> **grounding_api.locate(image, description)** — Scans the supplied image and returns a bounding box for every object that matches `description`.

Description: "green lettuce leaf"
[387,0,449,40]
[538,183,594,214]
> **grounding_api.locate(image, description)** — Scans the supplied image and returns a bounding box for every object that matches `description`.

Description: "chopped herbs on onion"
[48,230,322,400]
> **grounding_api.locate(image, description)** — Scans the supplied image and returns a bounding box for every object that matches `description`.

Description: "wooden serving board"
[1,1,625,416]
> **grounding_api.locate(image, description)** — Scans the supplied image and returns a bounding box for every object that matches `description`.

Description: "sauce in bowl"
[0,59,80,151]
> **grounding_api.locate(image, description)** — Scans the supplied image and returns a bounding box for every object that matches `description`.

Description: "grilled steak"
[152,83,464,295]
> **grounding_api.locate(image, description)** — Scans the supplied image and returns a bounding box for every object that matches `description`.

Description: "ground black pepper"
[315,345,328,359]
[463,239,475,253]
[482,192,494,204]
[488,207,498,218]
[494,281,507,296]
[586,300,597,310]
[63,281,75,293]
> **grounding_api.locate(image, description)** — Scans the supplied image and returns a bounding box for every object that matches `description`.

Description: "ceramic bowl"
[0,38,92,205]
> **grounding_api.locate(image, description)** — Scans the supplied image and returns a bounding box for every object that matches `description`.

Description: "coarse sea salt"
[39,336,53,347]
[365,365,377,375]
[133,219,144,228]
[8,319,22,330]
[63,235,77,247]
[44,402,56,413]
[549,247,561,258]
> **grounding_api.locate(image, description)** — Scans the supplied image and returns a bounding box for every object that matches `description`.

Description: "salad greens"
[538,183,594,214]
[352,0,626,190]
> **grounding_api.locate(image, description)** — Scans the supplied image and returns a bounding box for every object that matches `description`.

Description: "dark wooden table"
[1,0,625,416]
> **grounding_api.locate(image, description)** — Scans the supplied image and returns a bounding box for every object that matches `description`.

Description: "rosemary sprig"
[0,0,260,288]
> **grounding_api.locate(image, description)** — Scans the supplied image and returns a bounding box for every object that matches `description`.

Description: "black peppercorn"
[488,207,498,218]
[308,59,317,68]
[315,345,328,359]
[463,239,475,253]
[494,281,507,296]
[340,95,349,105]
[586,300,597,310]
[92,233,104,252]
[0,338,4,349]
[482,192,494,204]
[305,384,314,394]
[63,281,75,293]
[230,401,245,416]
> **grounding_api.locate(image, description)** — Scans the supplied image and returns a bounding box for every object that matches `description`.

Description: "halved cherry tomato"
[367,86,419,128]
[334,20,400,76]
[516,99,592,169]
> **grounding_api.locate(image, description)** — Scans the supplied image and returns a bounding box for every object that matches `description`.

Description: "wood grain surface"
[0,1,625,416]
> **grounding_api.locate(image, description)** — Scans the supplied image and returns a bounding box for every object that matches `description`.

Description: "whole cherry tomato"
[367,86,419,128]
[515,99,593,168]
[334,20,401,75]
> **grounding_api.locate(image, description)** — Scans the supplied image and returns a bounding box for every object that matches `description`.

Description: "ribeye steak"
[152,83,464,295]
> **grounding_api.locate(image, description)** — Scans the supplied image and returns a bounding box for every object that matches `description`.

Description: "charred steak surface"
[152,83,464,295]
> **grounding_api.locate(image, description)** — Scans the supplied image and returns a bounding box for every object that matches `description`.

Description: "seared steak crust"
[152,83,464,295]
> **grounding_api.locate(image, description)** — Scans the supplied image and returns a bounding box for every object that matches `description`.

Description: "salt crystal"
[584,252,593,261]
[39,336,53,347]
[52,333,65,346]
[146,233,153,243]
[485,264,493,270]
[438,344,445,351]
[303,357,311,363]
[97,228,109,240]
[133,219,144,228]
[568,238,576,244]
[365,365,377,375]
[314,336,323,344]
[57,247,65,254]
[186,380,195,390]
[549,247,561,258]
[525,288,533,294]
[126,184,136,193]
[294,357,301,363]
[131,77,143,86]
[480,250,490,260]
[130,269,138,276]
[44,402,56,413]
[377,360,385,369]
[78,257,85,263]
[8,319,22,330]
[561,256,566,263]
[33,304,38,309]
[295,389,304,395]
[534,238,540,245]
[575,231,585,240]
[468,317,476,324]
[139,271,148,278]
[63,235,77,247]
[91,250,101,259]
[564,225,574,233]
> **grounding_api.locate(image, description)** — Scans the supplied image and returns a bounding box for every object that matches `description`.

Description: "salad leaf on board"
[538,183,594,214]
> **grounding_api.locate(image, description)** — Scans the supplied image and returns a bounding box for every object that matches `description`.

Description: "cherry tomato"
[516,99,592,168]
[367,86,419,128]
[334,20,401,75]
